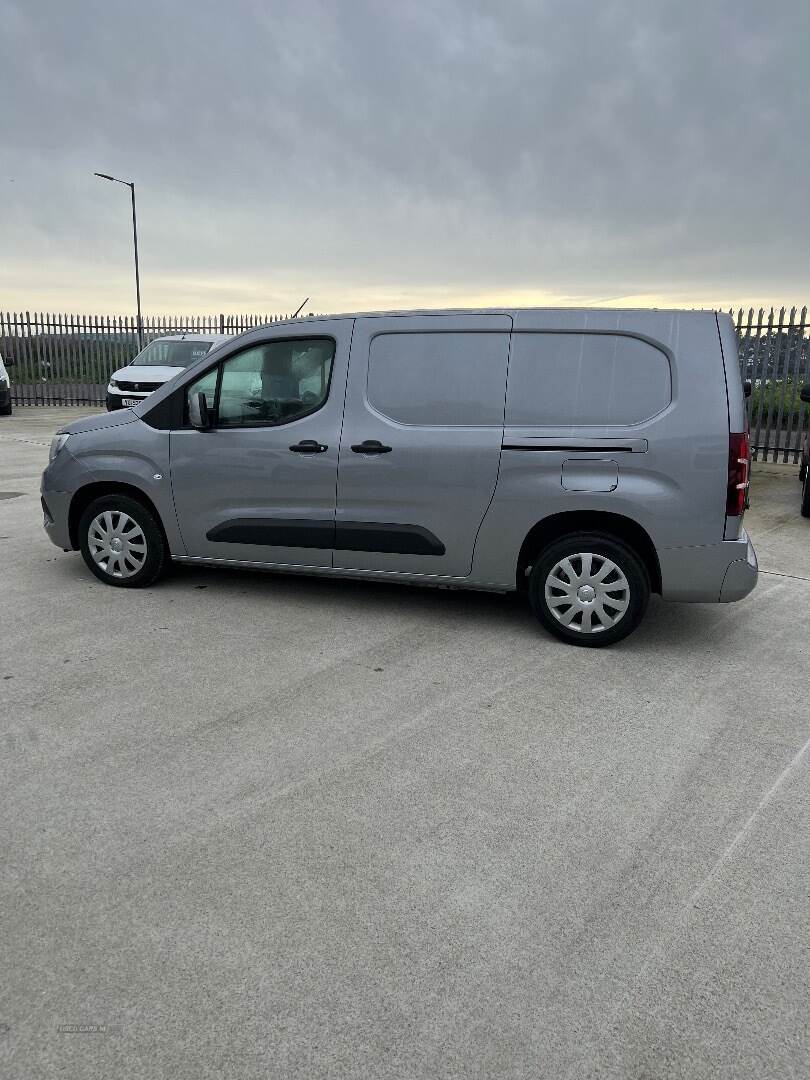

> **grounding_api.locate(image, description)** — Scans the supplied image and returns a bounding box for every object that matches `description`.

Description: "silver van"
[41,309,756,646]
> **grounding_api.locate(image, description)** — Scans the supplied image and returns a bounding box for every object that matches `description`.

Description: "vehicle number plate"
[121,398,140,407]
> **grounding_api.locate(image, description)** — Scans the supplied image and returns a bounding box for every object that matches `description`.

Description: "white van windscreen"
[132,340,213,368]
[506,333,672,427]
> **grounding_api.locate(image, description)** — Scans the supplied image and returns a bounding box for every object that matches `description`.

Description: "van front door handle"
[351,440,393,454]
[289,440,328,453]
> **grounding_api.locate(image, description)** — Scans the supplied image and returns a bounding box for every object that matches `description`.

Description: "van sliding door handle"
[351,440,392,454]
[289,440,328,453]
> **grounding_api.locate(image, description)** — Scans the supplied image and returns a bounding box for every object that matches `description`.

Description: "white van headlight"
[108,379,119,390]
[49,433,70,463]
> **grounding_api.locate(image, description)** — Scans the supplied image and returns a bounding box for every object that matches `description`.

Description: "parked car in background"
[42,308,756,647]
[106,334,231,411]
[0,352,12,415]
[800,385,810,517]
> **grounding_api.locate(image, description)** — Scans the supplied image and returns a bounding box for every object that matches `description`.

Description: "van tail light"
[727,432,750,517]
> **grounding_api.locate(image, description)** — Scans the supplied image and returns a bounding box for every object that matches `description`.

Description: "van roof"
[254,306,719,327]
[148,333,232,342]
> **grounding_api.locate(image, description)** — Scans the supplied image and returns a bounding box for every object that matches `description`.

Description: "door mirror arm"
[189,391,213,431]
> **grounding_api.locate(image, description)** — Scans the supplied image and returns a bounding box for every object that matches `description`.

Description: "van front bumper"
[41,447,94,551]
[41,488,74,550]
[106,390,151,411]
[659,529,757,604]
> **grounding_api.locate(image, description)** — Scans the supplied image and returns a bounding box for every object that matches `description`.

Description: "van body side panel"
[471,311,734,599]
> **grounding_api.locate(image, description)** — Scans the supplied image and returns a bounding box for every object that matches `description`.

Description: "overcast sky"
[1,0,808,316]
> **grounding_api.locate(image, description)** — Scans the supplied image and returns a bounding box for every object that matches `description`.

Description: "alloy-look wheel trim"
[87,510,148,579]
[544,552,630,634]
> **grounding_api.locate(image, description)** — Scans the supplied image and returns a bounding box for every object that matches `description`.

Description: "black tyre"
[0,400,11,416]
[528,532,650,647]
[800,460,807,483]
[78,494,168,588]
[801,470,810,518]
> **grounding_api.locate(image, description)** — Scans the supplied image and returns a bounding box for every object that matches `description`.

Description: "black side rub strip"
[207,519,334,548]
[336,522,445,556]
[206,520,446,556]
[502,444,636,453]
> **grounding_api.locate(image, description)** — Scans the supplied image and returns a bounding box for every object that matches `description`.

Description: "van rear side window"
[506,332,671,427]
[367,332,508,426]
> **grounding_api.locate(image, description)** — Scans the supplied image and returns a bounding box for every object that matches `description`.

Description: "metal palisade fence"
[1,306,808,463]
[733,305,809,462]
[0,311,296,408]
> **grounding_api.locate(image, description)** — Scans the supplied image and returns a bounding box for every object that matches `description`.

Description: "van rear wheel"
[528,533,649,647]
[78,495,167,588]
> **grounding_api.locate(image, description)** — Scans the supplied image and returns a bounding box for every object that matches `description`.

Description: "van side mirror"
[189,391,213,431]
[800,385,810,404]
[2,356,15,367]
[743,381,751,399]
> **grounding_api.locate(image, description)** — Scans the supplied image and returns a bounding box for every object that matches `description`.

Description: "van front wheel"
[78,495,167,588]
[528,533,650,647]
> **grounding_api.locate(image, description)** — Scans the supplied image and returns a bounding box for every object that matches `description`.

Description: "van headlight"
[49,433,70,463]
[108,379,119,390]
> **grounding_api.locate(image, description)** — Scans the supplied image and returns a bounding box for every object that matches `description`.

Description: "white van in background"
[0,352,12,415]
[106,334,231,410]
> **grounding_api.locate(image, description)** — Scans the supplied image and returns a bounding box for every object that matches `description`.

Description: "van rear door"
[334,313,512,579]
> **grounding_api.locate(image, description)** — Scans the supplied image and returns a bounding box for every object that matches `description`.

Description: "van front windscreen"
[131,340,213,368]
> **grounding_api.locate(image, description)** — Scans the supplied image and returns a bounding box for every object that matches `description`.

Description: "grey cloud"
[1,0,808,311]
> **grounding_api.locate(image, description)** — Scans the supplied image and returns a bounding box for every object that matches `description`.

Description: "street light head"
[94,172,132,186]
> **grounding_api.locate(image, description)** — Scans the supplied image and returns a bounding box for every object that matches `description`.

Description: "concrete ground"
[1,406,809,1080]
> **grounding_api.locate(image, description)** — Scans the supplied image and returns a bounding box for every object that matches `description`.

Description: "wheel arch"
[516,511,661,594]
[68,482,168,551]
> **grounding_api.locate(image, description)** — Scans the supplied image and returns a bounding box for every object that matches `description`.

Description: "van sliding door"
[334,313,512,579]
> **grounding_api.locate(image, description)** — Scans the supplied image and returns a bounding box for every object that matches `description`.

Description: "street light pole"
[129,183,143,350]
[94,172,144,349]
